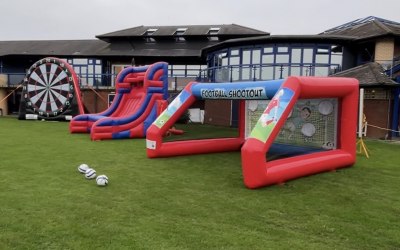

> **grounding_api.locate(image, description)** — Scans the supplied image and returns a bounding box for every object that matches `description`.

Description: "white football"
[78,164,90,174]
[96,175,109,186]
[85,168,97,179]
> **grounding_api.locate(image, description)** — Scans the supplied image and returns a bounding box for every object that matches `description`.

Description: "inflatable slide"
[69,62,169,140]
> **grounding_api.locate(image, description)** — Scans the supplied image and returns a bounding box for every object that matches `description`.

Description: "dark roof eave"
[96,34,267,43]
[353,33,400,42]
[201,35,356,56]
[359,83,400,87]
[96,24,268,38]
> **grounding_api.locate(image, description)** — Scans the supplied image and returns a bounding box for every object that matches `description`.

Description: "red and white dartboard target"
[19,57,84,120]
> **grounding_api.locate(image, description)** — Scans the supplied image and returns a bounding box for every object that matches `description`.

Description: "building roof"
[321,16,400,41]
[0,39,209,58]
[0,24,268,59]
[0,40,109,57]
[332,62,399,87]
[202,16,400,54]
[96,24,268,42]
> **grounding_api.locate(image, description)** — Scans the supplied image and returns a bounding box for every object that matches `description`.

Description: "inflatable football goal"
[146,76,359,188]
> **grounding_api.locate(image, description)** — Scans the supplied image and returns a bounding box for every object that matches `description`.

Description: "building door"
[112,65,130,86]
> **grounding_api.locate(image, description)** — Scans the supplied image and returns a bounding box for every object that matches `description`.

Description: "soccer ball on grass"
[96,175,109,186]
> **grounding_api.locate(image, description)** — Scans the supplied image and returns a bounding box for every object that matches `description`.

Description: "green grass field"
[0,116,399,249]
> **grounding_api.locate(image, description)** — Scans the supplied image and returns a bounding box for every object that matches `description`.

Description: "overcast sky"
[0,0,399,41]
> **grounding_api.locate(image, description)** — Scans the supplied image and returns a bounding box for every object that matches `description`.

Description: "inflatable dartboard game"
[18,57,84,121]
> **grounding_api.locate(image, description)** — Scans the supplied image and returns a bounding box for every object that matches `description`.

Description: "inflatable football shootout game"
[146,77,359,189]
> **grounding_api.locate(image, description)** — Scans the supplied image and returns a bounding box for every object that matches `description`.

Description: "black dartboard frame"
[19,57,83,120]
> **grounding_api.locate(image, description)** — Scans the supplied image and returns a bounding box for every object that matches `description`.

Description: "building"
[0,24,267,114]
[201,16,400,139]
[1,17,399,139]
[324,17,400,139]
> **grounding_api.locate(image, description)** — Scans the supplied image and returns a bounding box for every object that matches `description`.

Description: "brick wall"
[364,98,390,139]
[80,89,113,114]
[375,38,395,66]
[203,100,232,126]
[168,77,196,91]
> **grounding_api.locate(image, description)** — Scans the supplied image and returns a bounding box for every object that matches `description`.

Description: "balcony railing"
[0,71,202,88]
[0,64,343,88]
[0,73,120,88]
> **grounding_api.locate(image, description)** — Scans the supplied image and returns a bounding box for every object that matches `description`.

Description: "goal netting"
[245,98,338,150]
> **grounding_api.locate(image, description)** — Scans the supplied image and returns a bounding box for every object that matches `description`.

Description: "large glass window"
[331,52,342,65]
[276,54,289,64]
[261,46,274,80]
[261,66,273,80]
[242,50,251,65]
[262,54,274,64]
[277,46,288,53]
[303,48,314,64]
[291,48,302,64]
[290,48,302,76]
[315,67,329,76]
[274,46,290,79]
[171,65,185,76]
[230,49,239,56]
[252,49,261,65]
[68,58,102,86]
[291,66,301,76]
[252,49,262,80]
[316,46,330,64]
[263,47,273,53]
[230,56,240,65]
[222,56,228,66]
[206,43,344,82]
[330,46,343,74]
[230,52,240,81]
[169,64,207,78]
[303,65,313,76]
[242,50,252,80]
[301,48,315,76]
[214,51,228,67]
[72,58,88,65]
[186,65,202,76]
[278,66,290,79]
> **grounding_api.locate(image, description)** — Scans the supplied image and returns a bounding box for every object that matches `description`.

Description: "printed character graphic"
[260,89,284,127]
[300,106,311,120]
[154,91,188,128]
